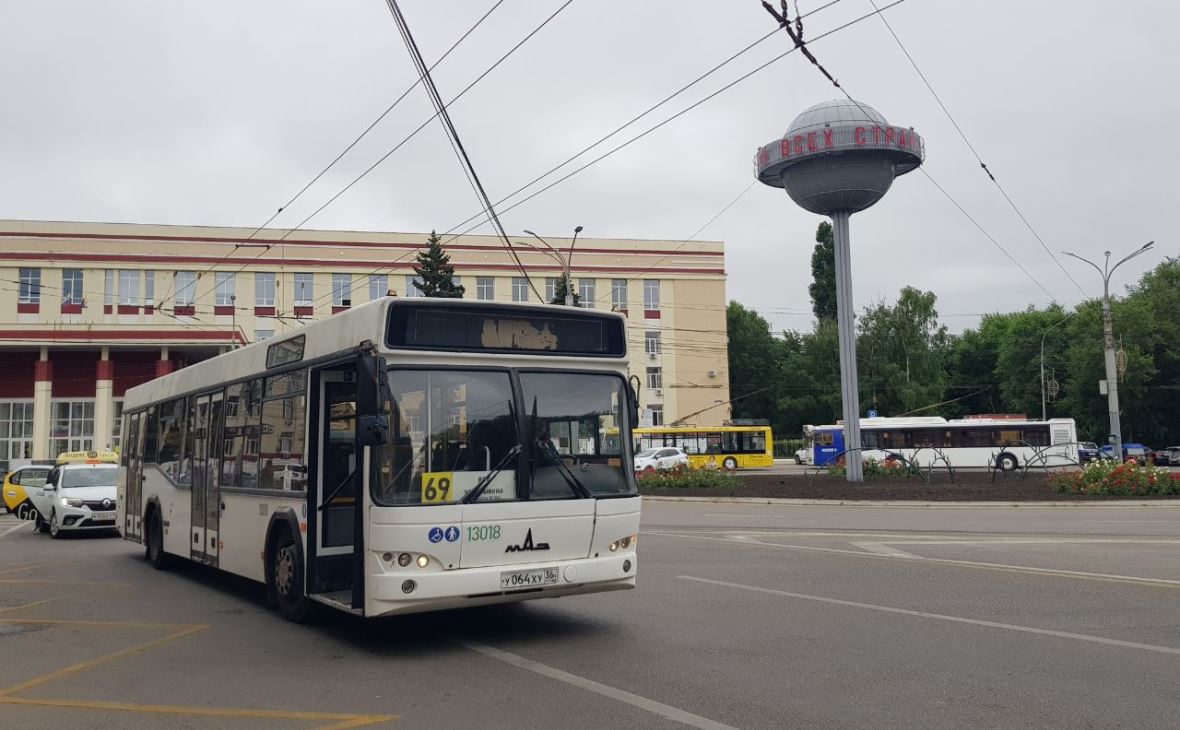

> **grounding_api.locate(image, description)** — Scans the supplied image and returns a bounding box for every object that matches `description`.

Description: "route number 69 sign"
[421,472,453,504]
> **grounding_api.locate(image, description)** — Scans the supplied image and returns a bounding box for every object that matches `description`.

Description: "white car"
[29,462,120,538]
[794,448,813,465]
[634,447,689,472]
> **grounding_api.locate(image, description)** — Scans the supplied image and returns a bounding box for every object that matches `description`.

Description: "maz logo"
[505,529,550,553]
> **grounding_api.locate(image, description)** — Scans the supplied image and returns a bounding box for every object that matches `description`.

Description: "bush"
[636,465,743,490]
[826,456,918,478]
[1050,460,1180,496]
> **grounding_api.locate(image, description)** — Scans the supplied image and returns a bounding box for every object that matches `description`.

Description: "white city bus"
[118,299,640,621]
[802,416,1079,471]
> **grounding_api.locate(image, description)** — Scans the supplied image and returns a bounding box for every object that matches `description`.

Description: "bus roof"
[634,425,772,433]
[806,416,1075,431]
[124,298,629,411]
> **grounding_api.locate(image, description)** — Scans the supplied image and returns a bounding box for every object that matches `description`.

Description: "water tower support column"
[831,209,863,483]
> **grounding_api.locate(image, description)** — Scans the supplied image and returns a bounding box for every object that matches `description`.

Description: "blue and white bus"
[802,416,1078,471]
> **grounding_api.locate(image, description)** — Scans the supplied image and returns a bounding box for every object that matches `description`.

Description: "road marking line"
[0,560,77,576]
[0,696,395,728]
[0,521,30,538]
[680,575,1180,657]
[452,637,739,730]
[876,538,1180,546]
[850,542,921,559]
[0,624,208,697]
[647,531,1180,588]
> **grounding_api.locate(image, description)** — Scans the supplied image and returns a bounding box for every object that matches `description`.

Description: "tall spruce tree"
[412,231,465,298]
[550,276,580,306]
[809,221,837,322]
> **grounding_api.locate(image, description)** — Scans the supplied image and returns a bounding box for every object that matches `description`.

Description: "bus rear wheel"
[996,453,1018,472]
[269,528,312,623]
[722,457,738,471]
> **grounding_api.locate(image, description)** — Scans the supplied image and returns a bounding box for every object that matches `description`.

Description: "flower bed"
[635,465,743,489]
[826,456,919,478]
[1050,460,1180,496]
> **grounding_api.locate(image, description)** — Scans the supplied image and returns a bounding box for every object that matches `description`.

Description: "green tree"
[726,302,783,423]
[857,287,950,415]
[809,221,837,322]
[550,277,580,306]
[412,231,465,298]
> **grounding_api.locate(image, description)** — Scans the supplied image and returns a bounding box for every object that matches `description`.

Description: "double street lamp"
[521,226,583,306]
[1062,241,1154,459]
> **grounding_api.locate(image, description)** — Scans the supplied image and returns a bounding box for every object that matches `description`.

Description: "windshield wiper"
[462,444,521,504]
[528,396,591,499]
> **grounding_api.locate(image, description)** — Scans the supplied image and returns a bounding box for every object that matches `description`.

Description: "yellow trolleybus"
[633,425,774,470]
[118,299,641,621]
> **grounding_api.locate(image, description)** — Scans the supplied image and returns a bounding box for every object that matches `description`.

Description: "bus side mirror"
[627,375,640,427]
[357,355,389,447]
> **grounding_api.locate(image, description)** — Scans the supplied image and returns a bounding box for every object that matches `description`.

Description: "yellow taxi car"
[3,464,53,520]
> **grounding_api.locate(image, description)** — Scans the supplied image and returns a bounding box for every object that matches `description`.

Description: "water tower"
[755,99,924,482]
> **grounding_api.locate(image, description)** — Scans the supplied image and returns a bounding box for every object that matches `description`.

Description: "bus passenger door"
[310,368,357,596]
[190,392,223,566]
[123,411,143,541]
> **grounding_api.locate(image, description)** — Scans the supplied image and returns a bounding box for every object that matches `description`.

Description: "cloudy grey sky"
[1,0,1174,333]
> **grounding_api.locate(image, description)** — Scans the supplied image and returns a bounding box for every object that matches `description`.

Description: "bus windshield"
[374,369,634,505]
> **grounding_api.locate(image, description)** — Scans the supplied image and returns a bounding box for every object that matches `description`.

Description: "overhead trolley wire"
[863,0,1089,299]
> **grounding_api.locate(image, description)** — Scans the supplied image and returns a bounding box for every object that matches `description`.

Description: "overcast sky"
[1,0,1174,333]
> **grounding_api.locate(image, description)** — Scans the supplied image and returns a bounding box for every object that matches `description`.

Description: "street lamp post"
[1062,241,1154,460]
[1039,312,1074,421]
[523,227,582,306]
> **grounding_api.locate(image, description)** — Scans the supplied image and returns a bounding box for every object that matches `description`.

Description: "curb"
[640,495,1180,508]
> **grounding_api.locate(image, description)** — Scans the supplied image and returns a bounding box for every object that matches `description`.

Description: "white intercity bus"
[118,299,641,621]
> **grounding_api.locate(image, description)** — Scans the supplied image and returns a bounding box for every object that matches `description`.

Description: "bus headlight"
[62,497,83,508]
[397,553,412,567]
[416,555,430,568]
[610,534,638,552]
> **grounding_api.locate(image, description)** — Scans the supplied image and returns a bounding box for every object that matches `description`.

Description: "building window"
[215,272,235,306]
[118,270,140,306]
[105,270,115,306]
[111,400,124,451]
[647,405,664,427]
[175,271,198,306]
[255,329,275,341]
[476,276,494,301]
[612,279,627,311]
[255,273,276,307]
[0,401,35,460]
[645,331,662,355]
[646,367,663,390]
[144,271,155,307]
[18,268,41,304]
[579,279,596,308]
[545,277,558,303]
[404,275,424,298]
[643,280,660,312]
[50,400,95,456]
[62,269,84,305]
[294,273,314,305]
[512,277,529,302]
[332,274,352,306]
[369,274,388,301]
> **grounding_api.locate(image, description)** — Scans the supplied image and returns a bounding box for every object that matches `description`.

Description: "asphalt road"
[2,501,1179,729]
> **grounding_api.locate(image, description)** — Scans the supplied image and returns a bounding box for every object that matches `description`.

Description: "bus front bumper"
[366,552,637,617]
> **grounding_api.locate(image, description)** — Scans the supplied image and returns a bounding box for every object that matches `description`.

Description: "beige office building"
[0,220,729,462]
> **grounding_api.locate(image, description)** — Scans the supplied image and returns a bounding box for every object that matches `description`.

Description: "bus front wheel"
[146,510,172,569]
[269,528,311,623]
[722,457,738,471]
[996,453,1018,472]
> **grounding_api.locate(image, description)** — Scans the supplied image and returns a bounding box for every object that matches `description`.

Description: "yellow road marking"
[0,696,394,727]
[0,624,207,697]
[0,579,130,586]
[0,561,74,576]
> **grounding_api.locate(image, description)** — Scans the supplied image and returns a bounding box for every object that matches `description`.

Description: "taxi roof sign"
[56,450,119,465]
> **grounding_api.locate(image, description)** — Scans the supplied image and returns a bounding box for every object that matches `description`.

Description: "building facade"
[0,219,729,463]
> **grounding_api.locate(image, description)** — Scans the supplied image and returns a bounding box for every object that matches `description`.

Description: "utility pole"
[1063,241,1154,459]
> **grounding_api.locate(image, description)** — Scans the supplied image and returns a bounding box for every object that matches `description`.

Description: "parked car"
[794,448,810,465]
[1077,442,1103,463]
[634,447,689,473]
[1102,442,1149,465]
[1154,446,1180,466]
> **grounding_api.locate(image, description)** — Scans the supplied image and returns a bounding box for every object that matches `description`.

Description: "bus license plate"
[89,512,115,521]
[500,567,559,590]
